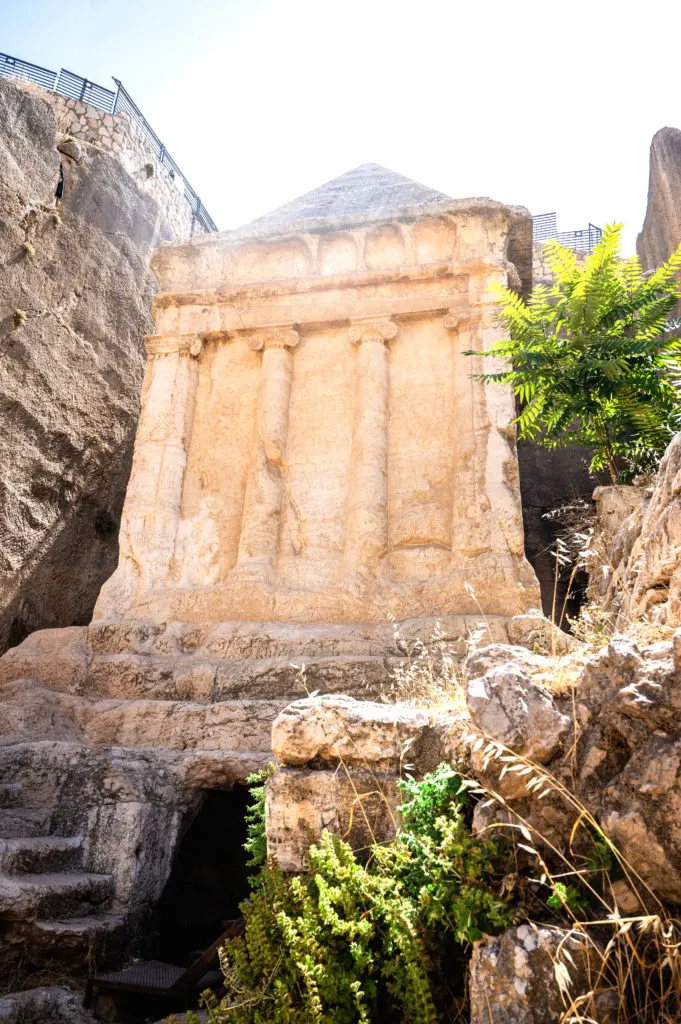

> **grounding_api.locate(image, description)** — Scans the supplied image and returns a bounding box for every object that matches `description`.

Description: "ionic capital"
[247,325,300,351]
[145,333,204,359]
[442,308,487,331]
[348,317,398,346]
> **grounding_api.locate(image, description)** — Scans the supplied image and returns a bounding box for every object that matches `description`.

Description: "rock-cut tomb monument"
[0,164,542,976]
[96,162,541,645]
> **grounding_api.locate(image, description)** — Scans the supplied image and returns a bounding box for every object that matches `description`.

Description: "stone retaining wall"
[23,83,202,241]
[532,240,588,286]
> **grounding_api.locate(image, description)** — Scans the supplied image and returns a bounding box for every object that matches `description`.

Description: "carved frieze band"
[348,317,398,345]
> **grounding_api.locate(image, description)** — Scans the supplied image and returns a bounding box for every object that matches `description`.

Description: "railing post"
[79,77,86,101]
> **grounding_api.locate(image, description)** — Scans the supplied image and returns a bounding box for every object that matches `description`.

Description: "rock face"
[571,635,681,901]
[0,76,172,653]
[587,433,681,627]
[637,126,681,272]
[468,925,599,1024]
[467,648,570,765]
[0,986,92,1024]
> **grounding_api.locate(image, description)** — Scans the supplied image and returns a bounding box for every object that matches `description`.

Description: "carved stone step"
[0,808,50,838]
[0,784,22,808]
[17,872,113,919]
[34,910,125,949]
[0,835,83,874]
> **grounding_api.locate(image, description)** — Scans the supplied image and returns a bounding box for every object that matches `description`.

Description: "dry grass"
[380,620,485,712]
[465,731,681,1024]
[0,956,83,997]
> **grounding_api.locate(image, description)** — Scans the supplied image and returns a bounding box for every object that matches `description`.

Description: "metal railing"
[55,67,116,111]
[111,79,216,232]
[0,51,217,234]
[533,212,603,253]
[556,225,603,252]
[0,52,57,90]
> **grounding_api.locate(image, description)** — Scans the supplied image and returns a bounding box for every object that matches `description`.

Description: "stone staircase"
[0,778,125,976]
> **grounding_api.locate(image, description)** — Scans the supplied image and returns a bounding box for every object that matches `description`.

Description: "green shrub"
[386,766,512,943]
[243,764,277,889]
[219,835,435,1024]
[467,225,681,481]
[194,765,511,1024]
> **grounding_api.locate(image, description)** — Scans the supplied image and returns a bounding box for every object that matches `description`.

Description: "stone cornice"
[146,305,500,359]
[348,317,398,345]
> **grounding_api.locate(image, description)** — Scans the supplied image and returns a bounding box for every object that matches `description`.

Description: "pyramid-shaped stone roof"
[229,163,457,240]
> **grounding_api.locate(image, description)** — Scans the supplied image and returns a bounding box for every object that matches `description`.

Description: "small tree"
[467,224,681,482]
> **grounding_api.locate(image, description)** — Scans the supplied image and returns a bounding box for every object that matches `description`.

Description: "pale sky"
[2,0,680,255]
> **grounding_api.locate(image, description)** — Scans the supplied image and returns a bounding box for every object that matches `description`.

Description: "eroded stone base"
[0,611,545,984]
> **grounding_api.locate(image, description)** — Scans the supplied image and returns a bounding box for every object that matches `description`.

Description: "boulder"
[266,767,400,872]
[0,986,92,1024]
[271,694,431,768]
[469,924,609,1024]
[637,126,681,273]
[466,642,552,682]
[467,655,570,765]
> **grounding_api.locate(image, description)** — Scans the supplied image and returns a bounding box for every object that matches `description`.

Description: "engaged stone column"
[94,333,203,618]
[444,284,528,577]
[236,325,299,580]
[344,317,397,577]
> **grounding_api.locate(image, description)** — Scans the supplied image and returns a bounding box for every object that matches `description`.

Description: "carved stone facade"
[0,164,541,980]
[96,164,540,634]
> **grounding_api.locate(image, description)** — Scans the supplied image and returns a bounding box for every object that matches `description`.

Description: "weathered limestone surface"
[0,76,172,653]
[468,924,606,1024]
[96,162,540,632]
[467,651,570,764]
[0,986,92,1024]
[637,126,681,272]
[587,432,681,627]
[272,694,431,767]
[471,634,681,905]
[266,693,469,869]
[266,768,401,872]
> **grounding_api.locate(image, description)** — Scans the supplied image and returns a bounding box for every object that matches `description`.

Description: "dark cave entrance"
[150,786,251,966]
[518,442,600,626]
